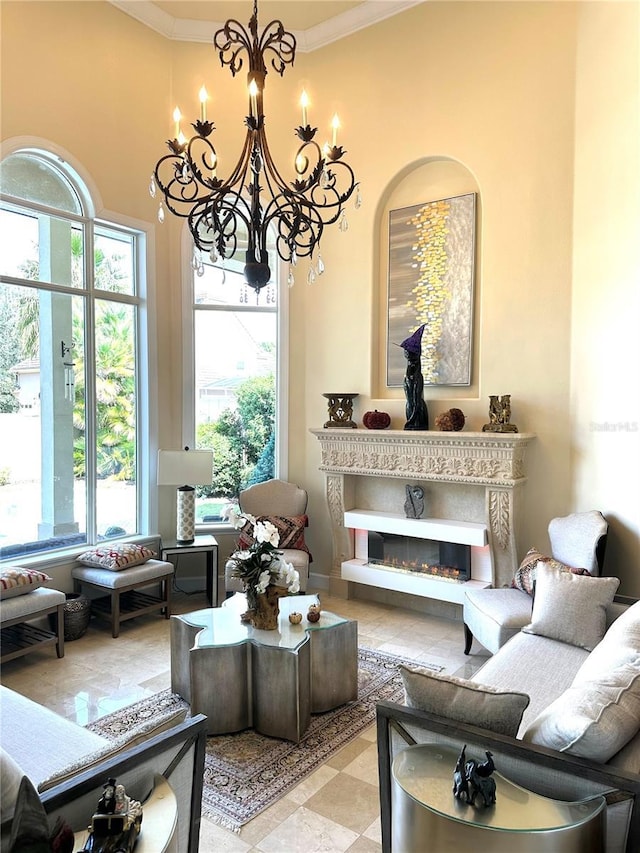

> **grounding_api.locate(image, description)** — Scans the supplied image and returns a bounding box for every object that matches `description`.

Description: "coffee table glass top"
[179,593,349,651]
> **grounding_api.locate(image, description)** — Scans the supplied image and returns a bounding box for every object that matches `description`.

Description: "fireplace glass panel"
[367,532,470,582]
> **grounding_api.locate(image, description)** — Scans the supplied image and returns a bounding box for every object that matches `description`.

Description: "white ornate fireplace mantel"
[310,429,535,596]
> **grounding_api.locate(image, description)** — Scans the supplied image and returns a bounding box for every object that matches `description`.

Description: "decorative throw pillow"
[399,664,530,737]
[522,659,640,763]
[522,564,620,651]
[76,543,156,571]
[238,515,312,560]
[512,547,591,596]
[0,567,52,600]
[1,748,25,823]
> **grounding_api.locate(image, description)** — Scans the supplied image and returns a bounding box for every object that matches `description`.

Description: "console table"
[392,744,605,852]
[170,593,358,742]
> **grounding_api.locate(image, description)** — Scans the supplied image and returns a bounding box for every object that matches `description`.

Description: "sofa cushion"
[0,567,52,600]
[472,632,590,735]
[399,664,530,737]
[76,543,156,571]
[0,686,109,786]
[522,564,619,651]
[523,599,640,763]
[37,705,188,792]
[522,661,640,762]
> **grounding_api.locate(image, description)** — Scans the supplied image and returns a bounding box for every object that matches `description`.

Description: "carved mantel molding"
[310,429,535,594]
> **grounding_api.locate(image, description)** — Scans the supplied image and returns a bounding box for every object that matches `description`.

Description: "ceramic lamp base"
[176,485,196,544]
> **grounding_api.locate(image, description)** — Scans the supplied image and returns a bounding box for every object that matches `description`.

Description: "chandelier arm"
[214,18,253,76]
[257,20,296,76]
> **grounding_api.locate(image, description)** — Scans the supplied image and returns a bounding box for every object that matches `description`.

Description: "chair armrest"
[377,700,640,853]
[39,714,207,853]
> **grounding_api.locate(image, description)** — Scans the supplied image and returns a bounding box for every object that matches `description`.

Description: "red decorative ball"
[363,409,391,430]
[307,605,321,623]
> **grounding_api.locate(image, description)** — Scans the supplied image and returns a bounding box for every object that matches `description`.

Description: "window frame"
[0,139,158,566]
[180,225,289,534]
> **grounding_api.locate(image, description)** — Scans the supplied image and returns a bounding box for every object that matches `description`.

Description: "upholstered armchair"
[224,479,311,595]
[463,510,609,655]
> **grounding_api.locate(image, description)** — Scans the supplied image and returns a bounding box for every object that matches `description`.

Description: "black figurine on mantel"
[401,325,429,430]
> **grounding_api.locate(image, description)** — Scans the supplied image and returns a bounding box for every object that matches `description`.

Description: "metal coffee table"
[170,593,358,742]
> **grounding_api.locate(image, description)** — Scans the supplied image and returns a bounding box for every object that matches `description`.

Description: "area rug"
[86,646,443,831]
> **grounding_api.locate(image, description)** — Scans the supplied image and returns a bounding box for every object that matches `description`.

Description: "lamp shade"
[157,449,213,486]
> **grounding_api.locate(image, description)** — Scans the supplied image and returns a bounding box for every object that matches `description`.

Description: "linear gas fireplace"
[367,532,471,583]
[342,509,492,605]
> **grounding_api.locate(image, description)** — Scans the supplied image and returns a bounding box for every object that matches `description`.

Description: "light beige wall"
[572,1,640,592]
[288,1,579,578]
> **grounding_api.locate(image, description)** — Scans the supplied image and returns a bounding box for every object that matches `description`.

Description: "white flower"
[256,570,271,594]
[283,561,300,594]
[260,552,272,562]
[233,550,252,562]
[254,520,280,547]
[234,511,255,530]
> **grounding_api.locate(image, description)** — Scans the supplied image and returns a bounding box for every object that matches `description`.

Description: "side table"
[391,744,605,852]
[161,535,218,606]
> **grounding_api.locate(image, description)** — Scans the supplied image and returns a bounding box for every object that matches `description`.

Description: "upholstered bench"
[0,586,65,663]
[72,558,174,638]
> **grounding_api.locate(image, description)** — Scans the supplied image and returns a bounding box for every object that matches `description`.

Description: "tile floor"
[1,585,489,852]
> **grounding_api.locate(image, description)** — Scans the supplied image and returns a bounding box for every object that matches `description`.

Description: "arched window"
[0,148,149,558]
[183,225,288,526]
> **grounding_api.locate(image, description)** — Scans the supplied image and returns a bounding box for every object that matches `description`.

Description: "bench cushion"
[72,559,173,589]
[0,587,65,622]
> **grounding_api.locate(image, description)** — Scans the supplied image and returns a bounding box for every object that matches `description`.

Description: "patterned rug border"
[86,646,444,832]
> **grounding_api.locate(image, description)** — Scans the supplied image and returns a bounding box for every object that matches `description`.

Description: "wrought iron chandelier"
[150,0,360,296]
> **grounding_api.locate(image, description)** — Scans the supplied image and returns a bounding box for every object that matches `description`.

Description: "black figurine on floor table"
[401,325,429,430]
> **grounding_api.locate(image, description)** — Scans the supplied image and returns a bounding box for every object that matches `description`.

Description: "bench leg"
[111,590,121,638]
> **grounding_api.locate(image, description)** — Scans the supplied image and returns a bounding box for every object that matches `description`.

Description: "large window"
[0,149,146,559]
[188,239,283,525]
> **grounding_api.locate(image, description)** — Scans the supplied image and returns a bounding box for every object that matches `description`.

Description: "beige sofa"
[377,571,640,853]
[0,686,206,852]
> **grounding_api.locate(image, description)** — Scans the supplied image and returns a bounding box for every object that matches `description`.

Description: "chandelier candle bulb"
[332,114,340,147]
[172,106,181,138]
[300,89,309,126]
[249,79,259,117]
[199,86,208,122]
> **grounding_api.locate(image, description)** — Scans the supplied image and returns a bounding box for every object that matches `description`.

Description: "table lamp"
[157,447,214,544]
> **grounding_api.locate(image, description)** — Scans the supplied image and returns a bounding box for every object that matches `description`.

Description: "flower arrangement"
[228,513,300,613]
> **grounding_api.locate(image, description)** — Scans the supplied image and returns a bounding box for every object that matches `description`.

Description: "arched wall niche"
[371,156,481,403]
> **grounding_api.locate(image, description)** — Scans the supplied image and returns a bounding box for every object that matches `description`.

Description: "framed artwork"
[387,192,476,386]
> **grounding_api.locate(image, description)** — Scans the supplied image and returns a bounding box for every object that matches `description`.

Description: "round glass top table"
[391,744,605,853]
[170,593,358,742]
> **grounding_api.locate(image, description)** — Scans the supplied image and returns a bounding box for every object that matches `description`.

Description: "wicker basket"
[50,593,92,641]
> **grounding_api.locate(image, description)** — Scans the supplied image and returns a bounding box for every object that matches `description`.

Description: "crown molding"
[109,0,425,51]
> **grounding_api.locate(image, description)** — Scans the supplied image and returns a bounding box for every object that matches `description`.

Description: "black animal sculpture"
[453,748,497,808]
[452,745,469,800]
